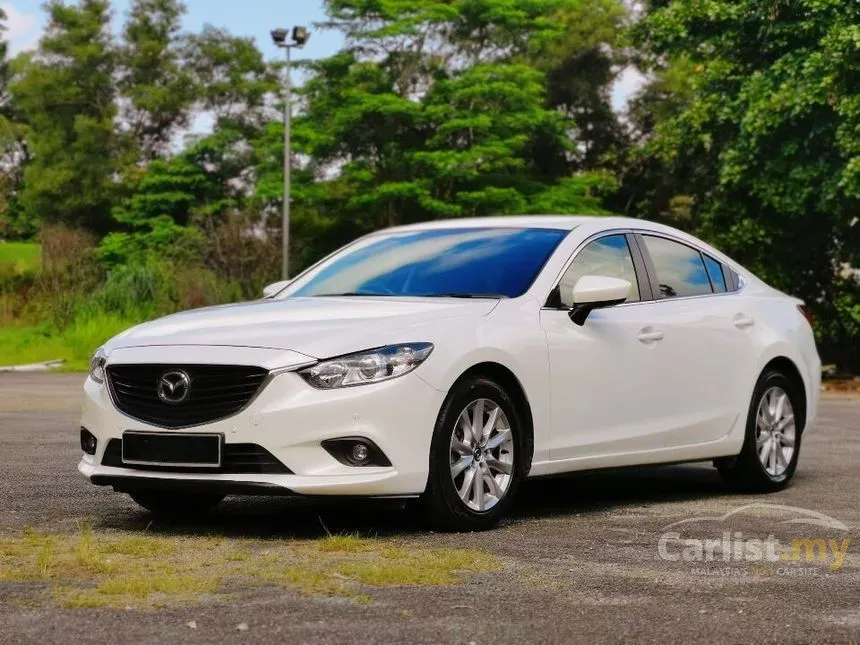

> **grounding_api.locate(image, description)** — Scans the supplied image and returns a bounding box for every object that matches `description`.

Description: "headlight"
[89,348,107,383]
[298,343,434,389]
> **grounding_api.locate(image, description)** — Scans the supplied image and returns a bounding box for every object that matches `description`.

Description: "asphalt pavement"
[0,373,858,644]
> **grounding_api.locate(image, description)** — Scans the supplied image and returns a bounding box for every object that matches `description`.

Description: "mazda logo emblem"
[157,370,191,404]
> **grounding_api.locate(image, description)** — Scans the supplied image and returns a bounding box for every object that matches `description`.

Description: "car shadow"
[92,462,738,539]
[514,462,730,519]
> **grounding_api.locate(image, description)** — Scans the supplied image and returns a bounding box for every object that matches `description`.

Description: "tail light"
[797,304,815,327]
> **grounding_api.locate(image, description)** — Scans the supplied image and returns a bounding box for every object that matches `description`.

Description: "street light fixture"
[271,25,311,280]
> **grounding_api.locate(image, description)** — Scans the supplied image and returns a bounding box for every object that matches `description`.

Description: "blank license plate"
[122,432,222,468]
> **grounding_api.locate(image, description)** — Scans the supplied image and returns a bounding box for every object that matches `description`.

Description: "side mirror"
[262,279,291,299]
[568,275,631,326]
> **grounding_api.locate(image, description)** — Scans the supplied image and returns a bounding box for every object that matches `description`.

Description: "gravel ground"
[0,373,858,645]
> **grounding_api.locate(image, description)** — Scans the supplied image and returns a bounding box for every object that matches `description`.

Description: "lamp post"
[271,26,310,280]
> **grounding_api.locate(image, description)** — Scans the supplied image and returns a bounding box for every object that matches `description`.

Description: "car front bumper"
[79,362,446,498]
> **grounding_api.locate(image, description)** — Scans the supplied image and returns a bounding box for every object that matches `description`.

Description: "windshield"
[287,227,569,299]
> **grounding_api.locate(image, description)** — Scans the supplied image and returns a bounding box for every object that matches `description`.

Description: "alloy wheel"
[449,398,514,512]
[755,386,796,477]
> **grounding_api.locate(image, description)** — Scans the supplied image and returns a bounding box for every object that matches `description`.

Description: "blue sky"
[2,0,643,108]
[3,0,343,61]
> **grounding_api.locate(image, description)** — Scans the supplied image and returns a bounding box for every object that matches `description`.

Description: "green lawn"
[0,242,41,273]
[0,315,137,371]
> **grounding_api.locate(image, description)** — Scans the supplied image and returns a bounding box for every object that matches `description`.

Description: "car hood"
[106,296,499,358]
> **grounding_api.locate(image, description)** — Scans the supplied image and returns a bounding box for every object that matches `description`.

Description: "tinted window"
[726,268,741,292]
[558,234,640,307]
[703,255,727,293]
[290,228,568,299]
[643,235,712,298]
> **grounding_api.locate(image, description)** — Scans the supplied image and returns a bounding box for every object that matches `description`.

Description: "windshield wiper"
[312,292,508,299]
[313,292,393,297]
[415,293,508,299]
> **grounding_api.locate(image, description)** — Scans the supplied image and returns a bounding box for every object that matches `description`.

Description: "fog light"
[321,437,392,467]
[350,442,370,464]
[80,427,97,455]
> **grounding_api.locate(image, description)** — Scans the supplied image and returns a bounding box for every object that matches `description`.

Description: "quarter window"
[642,235,712,299]
[725,267,741,292]
[703,254,727,293]
[558,234,641,307]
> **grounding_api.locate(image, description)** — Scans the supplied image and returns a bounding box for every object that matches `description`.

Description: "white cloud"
[2,3,43,55]
[612,66,648,112]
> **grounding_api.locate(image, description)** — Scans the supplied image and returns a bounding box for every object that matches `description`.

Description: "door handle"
[734,314,755,329]
[638,328,664,343]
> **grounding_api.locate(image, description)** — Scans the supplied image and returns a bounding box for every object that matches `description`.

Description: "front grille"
[106,364,269,428]
[101,439,293,474]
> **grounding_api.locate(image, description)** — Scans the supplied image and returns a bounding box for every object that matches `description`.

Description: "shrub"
[202,212,280,299]
[38,225,101,331]
[97,218,208,271]
[0,265,40,326]
[87,256,243,321]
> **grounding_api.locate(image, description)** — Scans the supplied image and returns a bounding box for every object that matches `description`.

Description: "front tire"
[128,490,225,518]
[422,376,526,531]
[717,369,803,491]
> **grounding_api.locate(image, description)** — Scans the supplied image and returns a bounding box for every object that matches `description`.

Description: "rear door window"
[642,235,712,299]
[703,254,727,293]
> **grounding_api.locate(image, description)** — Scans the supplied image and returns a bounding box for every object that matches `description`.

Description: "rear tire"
[716,369,803,492]
[128,490,225,518]
[422,376,526,531]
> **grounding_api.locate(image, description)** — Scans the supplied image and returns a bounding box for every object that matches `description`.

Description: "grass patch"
[0,242,40,273]
[100,535,177,558]
[58,591,112,609]
[338,561,454,586]
[97,574,220,597]
[0,314,138,370]
[275,565,350,596]
[316,534,378,553]
[339,548,498,586]
[0,528,501,609]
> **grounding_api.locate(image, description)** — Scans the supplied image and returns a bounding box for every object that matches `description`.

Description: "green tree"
[538,0,629,172]
[119,0,194,161]
[0,7,10,128]
[638,0,860,368]
[282,0,618,254]
[97,156,209,268]
[611,58,697,227]
[11,0,119,234]
[103,25,287,287]
[100,126,282,294]
[0,7,14,228]
[417,62,614,218]
[184,26,279,131]
[0,8,31,237]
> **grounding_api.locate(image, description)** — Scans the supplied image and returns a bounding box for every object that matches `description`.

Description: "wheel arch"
[760,356,808,431]
[451,362,535,475]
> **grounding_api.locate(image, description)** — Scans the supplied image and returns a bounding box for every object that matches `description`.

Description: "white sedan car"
[79,216,820,531]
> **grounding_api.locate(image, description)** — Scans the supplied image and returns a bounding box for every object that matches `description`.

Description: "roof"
[382,215,647,233]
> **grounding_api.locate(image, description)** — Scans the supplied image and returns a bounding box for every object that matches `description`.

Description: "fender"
[414,299,553,465]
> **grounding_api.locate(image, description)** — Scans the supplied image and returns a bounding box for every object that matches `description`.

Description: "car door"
[540,232,671,461]
[632,233,758,448]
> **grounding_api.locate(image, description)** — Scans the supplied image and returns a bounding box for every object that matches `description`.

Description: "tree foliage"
[183,26,279,130]
[11,0,119,234]
[636,0,860,366]
[119,0,194,161]
[0,7,18,230]
[0,7,10,130]
[290,0,622,244]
